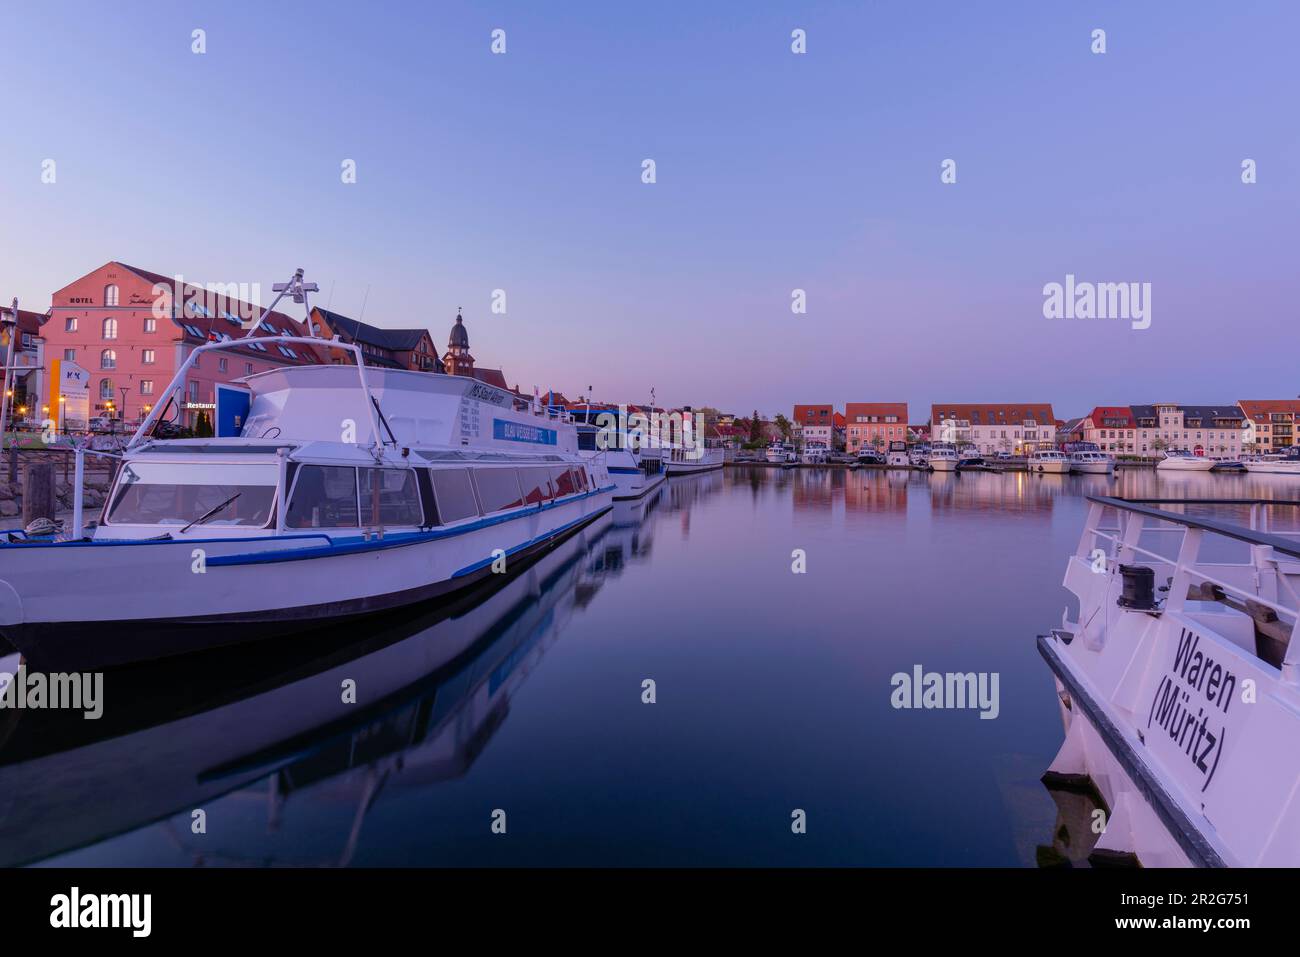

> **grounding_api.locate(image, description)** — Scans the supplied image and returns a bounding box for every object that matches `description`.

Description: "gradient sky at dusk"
[2,1,1297,419]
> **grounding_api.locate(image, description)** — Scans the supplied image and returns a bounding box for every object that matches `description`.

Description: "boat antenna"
[242,267,320,339]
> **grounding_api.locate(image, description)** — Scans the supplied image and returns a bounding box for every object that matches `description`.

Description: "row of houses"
[784,400,1300,458]
[3,261,525,431]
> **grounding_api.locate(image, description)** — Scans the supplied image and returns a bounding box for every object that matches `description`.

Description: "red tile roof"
[844,402,907,422]
[1238,399,1300,423]
[1086,405,1136,428]
[930,403,1055,425]
[793,404,833,423]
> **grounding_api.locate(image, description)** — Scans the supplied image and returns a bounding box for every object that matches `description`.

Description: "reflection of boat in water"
[0,510,619,866]
[1039,495,1300,866]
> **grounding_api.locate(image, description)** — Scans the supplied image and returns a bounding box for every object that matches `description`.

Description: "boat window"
[473,467,524,513]
[360,468,423,527]
[518,467,553,505]
[552,466,578,497]
[577,429,598,452]
[106,461,278,527]
[430,468,479,523]
[572,466,588,492]
[286,465,359,528]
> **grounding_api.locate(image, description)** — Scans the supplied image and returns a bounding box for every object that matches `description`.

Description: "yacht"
[1243,449,1300,475]
[1027,449,1070,473]
[765,441,797,465]
[802,442,831,465]
[927,445,958,472]
[1065,442,1114,474]
[0,270,614,670]
[855,446,885,466]
[908,445,931,468]
[956,444,985,470]
[1157,448,1216,471]
[885,441,911,468]
[1039,495,1300,865]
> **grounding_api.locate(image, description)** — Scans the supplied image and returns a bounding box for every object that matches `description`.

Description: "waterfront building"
[1239,399,1300,452]
[1129,403,1244,457]
[1080,405,1136,454]
[929,403,1056,454]
[310,308,441,372]
[0,302,50,421]
[793,404,834,449]
[844,402,908,454]
[441,309,513,391]
[43,262,321,429]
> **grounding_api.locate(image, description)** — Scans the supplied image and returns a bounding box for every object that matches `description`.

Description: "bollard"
[22,462,56,528]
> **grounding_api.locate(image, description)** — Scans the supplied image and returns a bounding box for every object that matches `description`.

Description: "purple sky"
[2,1,1297,420]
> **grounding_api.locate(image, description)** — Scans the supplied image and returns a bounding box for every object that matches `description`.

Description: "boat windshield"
[106,460,278,527]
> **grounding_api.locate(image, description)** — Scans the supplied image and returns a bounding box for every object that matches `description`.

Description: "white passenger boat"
[1158,448,1216,471]
[664,445,725,475]
[572,414,665,502]
[1027,449,1070,473]
[927,445,958,472]
[0,271,614,670]
[765,441,796,464]
[1066,442,1115,474]
[1039,495,1300,866]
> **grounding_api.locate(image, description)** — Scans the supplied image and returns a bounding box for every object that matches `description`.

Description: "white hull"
[1157,457,1216,471]
[1244,460,1300,475]
[929,457,956,472]
[665,449,725,475]
[1029,461,1069,473]
[1069,461,1113,474]
[1041,497,1300,866]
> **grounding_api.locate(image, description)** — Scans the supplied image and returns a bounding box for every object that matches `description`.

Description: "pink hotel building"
[45,262,322,428]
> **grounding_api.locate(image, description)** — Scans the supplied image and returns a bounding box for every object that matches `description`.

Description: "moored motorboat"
[663,445,725,476]
[927,445,958,472]
[1243,449,1300,475]
[1038,495,1300,866]
[1157,448,1216,471]
[0,271,614,670]
[802,442,831,465]
[885,441,911,468]
[1065,442,1115,474]
[765,441,797,464]
[1027,449,1070,473]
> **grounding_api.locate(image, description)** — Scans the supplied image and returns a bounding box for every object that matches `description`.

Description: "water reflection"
[0,508,632,866]
[2,465,1294,866]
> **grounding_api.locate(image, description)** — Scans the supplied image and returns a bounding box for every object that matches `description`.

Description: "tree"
[774,414,792,441]
[194,411,214,438]
[748,409,762,445]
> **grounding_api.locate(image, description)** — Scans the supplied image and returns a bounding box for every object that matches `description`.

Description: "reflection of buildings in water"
[791,468,836,512]
[926,471,1058,517]
[0,511,622,867]
[660,468,725,537]
[842,472,907,514]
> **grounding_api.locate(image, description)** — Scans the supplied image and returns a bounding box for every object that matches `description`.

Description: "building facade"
[1239,400,1300,452]
[1128,404,1244,457]
[930,403,1056,454]
[0,303,50,422]
[792,404,834,448]
[844,402,908,454]
[43,262,322,430]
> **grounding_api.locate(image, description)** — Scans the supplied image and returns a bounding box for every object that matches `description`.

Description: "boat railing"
[1077,496,1300,682]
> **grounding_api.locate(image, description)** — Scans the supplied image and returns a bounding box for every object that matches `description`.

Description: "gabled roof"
[1087,405,1135,428]
[471,367,509,390]
[1238,399,1300,422]
[1131,404,1245,425]
[0,304,49,337]
[844,402,908,421]
[793,404,833,422]
[313,307,433,353]
[109,262,325,364]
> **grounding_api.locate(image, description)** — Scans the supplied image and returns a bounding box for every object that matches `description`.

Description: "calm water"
[5,466,1298,867]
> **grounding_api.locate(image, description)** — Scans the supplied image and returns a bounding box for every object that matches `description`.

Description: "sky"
[1,1,1297,421]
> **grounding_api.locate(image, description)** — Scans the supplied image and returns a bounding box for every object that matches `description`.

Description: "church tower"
[443,309,475,377]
